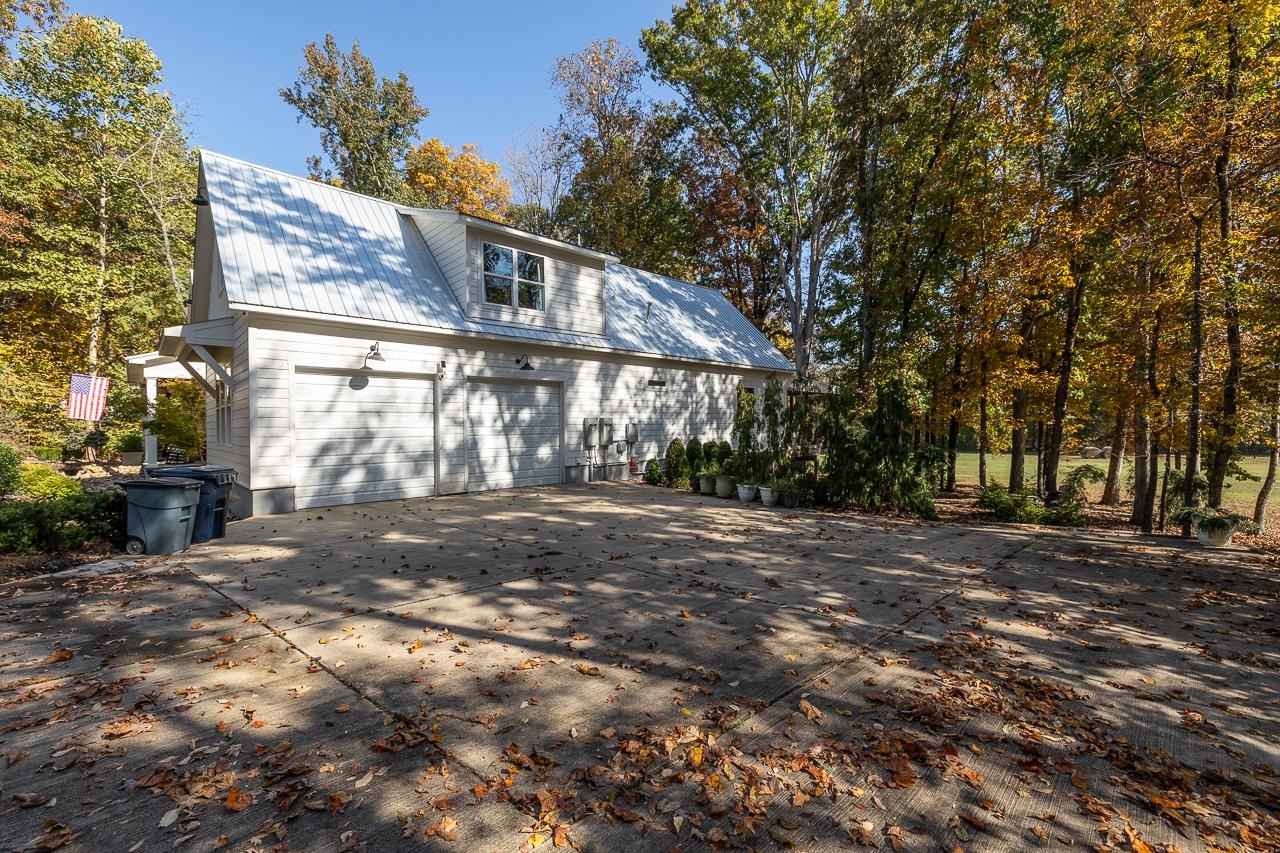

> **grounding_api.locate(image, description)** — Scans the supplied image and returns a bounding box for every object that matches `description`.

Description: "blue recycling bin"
[145,464,237,543]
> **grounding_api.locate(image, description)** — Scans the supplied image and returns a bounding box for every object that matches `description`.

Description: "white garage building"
[128,151,792,516]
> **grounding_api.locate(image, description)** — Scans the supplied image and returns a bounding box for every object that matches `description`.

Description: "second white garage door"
[466,380,562,491]
[293,370,435,508]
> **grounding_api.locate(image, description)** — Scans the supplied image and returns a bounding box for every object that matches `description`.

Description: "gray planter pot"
[759,486,778,507]
[782,490,801,508]
[715,475,735,498]
[736,483,757,502]
[699,474,717,495]
[1197,525,1233,547]
[119,451,143,466]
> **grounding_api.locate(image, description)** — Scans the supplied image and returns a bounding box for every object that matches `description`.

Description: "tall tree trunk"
[1101,408,1128,505]
[1158,428,1172,530]
[88,174,108,373]
[1035,420,1045,497]
[1206,18,1243,509]
[1044,259,1088,497]
[1139,311,1163,533]
[946,349,961,491]
[1183,217,1205,532]
[1130,408,1150,524]
[1009,391,1026,492]
[978,357,989,488]
[1255,390,1279,531]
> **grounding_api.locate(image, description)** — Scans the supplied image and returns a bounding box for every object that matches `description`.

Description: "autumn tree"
[644,0,848,377]
[404,138,511,219]
[1,13,193,446]
[280,34,427,201]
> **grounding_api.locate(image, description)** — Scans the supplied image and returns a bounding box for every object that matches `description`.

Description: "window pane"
[484,274,513,305]
[518,282,545,311]
[483,243,513,276]
[517,251,544,283]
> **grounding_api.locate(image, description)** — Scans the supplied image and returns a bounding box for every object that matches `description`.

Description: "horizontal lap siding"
[206,315,250,487]
[465,228,605,337]
[246,316,773,510]
[413,218,468,309]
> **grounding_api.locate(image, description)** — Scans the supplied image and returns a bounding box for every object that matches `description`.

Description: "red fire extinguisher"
[629,455,639,474]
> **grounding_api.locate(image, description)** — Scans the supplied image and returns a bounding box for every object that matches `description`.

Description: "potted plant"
[698,461,719,496]
[716,457,736,498]
[736,480,757,502]
[759,480,780,507]
[117,432,144,466]
[1170,506,1256,547]
[775,474,801,508]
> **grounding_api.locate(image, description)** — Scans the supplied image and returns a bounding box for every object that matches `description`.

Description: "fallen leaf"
[427,815,458,842]
[42,649,73,664]
[798,698,823,722]
[335,703,351,713]
[158,808,179,828]
[224,786,253,812]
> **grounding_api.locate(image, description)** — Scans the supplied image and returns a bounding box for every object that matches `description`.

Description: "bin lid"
[123,477,201,489]
[145,464,237,485]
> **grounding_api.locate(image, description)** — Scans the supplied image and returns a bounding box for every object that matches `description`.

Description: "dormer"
[403,210,616,338]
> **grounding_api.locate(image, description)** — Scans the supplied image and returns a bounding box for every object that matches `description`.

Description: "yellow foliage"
[404,138,511,220]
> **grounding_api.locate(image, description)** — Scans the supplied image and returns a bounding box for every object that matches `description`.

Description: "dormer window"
[483,242,545,311]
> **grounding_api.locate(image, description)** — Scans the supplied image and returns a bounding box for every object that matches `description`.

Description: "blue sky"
[74,1,676,178]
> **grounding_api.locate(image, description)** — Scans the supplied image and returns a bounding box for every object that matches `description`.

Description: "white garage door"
[466,381,561,491]
[293,370,435,508]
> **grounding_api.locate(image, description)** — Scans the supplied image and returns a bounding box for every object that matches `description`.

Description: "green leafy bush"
[114,432,144,453]
[717,440,733,465]
[1060,464,1106,502]
[32,446,61,462]
[977,482,1045,523]
[18,464,83,499]
[0,491,126,555]
[643,459,662,486]
[685,438,702,477]
[0,444,20,497]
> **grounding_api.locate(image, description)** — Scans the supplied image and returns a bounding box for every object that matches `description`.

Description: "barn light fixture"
[191,190,210,206]
[515,354,535,371]
[362,341,383,369]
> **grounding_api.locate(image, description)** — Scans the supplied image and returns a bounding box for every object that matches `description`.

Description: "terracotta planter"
[715,475,735,498]
[699,475,716,495]
[759,487,778,507]
[736,483,757,502]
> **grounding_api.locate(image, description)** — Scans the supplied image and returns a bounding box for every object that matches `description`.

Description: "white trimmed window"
[483,242,545,311]
[214,378,232,445]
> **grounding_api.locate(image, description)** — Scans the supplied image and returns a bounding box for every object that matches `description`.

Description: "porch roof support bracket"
[186,342,235,389]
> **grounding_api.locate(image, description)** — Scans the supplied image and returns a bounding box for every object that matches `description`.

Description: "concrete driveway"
[1,483,1277,852]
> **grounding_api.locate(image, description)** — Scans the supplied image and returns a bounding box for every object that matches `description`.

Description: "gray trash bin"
[122,477,201,556]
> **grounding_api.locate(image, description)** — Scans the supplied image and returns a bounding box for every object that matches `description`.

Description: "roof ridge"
[199,149,403,209]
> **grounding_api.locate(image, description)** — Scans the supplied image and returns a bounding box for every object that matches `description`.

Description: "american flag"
[68,373,110,422]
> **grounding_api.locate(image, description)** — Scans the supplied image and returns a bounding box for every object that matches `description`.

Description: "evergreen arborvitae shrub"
[686,438,703,475]
[643,459,662,486]
[664,438,687,487]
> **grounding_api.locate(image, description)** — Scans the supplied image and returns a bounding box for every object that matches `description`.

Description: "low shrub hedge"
[18,464,83,499]
[0,491,126,555]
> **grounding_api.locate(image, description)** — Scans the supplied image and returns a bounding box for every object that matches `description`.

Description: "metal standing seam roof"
[200,150,793,372]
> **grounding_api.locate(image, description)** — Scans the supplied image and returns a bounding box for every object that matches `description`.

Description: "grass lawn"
[951,450,1274,518]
